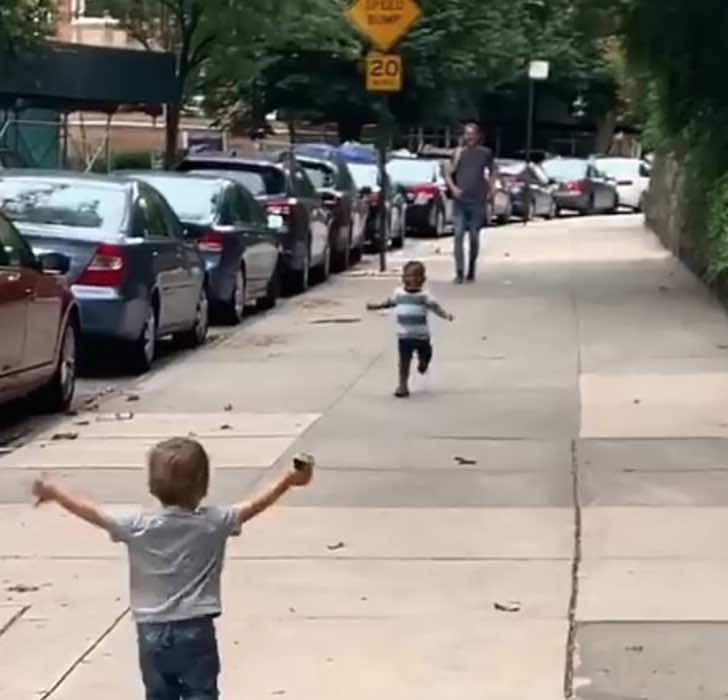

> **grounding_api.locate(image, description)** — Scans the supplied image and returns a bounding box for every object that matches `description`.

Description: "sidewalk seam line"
[40,607,129,700]
[0,604,30,638]
[564,227,583,700]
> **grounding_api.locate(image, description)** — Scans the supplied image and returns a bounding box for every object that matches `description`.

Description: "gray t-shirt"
[104,505,242,623]
[453,146,494,205]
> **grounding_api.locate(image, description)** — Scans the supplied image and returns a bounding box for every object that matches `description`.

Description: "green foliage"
[111,150,154,170]
[0,0,54,54]
[706,173,728,282]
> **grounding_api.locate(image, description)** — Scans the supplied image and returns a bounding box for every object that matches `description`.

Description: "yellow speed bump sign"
[366,53,402,92]
[347,0,422,52]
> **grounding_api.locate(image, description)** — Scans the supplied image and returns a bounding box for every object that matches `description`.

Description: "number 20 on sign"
[366,53,402,92]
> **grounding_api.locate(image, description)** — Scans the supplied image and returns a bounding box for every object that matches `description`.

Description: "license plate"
[267,214,284,229]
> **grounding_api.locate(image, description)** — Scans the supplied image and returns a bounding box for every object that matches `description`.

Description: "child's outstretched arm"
[366,297,395,311]
[32,480,105,529]
[235,458,313,525]
[427,297,455,322]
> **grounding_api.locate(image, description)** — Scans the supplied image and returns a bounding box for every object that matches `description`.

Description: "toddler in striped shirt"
[367,260,454,398]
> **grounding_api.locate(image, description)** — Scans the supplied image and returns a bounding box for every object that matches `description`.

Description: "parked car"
[348,161,406,249]
[496,159,557,221]
[178,154,330,293]
[0,212,78,412]
[117,172,280,323]
[541,158,619,215]
[386,157,449,237]
[291,150,369,269]
[490,175,513,225]
[0,171,209,373]
[594,157,651,212]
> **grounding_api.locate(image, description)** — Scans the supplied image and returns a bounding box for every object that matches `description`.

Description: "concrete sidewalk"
[2,214,728,699]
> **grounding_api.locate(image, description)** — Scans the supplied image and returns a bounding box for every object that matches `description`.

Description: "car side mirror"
[359,186,373,196]
[38,252,70,275]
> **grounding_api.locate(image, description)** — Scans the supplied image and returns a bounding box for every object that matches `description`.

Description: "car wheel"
[526,198,536,222]
[131,303,157,374]
[258,262,280,311]
[545,198,557,220]
[177,284,210,349]
[431,207,445,237]
[37,318,77,413]
[223,267,246,325]
[288,243,310,294]
[609,194,619,214]
[315,242,331,283]
[333,225,352,272]
[580,196,595,216]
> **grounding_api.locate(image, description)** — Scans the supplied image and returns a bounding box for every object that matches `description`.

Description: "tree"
[89,0,282,166]
[0,0,54,55]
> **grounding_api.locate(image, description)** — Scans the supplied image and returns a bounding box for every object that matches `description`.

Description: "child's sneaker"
[417,358,430,375]
[394,386,410,398]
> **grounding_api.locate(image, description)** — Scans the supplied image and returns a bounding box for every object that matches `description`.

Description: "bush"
[705,173,728,283]
[111,151,155,171]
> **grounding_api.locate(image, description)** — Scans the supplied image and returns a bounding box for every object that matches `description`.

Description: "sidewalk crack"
[40,607,129,699]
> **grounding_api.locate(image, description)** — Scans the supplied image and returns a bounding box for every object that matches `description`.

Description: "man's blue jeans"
[453,201,486,279]
[137,617,219,700]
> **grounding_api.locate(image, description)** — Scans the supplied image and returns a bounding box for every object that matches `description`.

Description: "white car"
[595,157,651,212]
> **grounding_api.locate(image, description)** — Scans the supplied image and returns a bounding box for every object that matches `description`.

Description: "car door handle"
[24,287,35,300]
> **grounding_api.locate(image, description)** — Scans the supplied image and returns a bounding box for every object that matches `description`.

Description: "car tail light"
[198,231,224,254]
[411,184,438,204]
[77,243,127,287]
[266,198,297,217]
[566,180,584,193]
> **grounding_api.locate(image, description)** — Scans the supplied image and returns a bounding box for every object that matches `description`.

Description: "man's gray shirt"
[453,146,493,205]
[104,505,242,623]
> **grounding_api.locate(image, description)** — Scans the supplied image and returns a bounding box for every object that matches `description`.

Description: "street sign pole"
[524,60,549,226]
[378,96,392,273]
[346,0,422,272]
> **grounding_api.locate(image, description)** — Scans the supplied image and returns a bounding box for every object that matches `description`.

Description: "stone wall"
[644,150,686,258]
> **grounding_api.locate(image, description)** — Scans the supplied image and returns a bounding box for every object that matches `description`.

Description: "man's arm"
[445,155,462,200]
[236,461,313,526]
[32,480,106,529]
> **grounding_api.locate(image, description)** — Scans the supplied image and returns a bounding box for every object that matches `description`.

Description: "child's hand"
[447,313,455,322]
[287,454,314,487]
[32,479,57,506]
[366,302,377,311]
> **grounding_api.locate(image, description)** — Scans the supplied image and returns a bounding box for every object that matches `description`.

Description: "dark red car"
[0,212,78,412]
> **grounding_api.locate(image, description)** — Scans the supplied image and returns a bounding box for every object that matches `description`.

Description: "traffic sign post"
[346,0,422,271]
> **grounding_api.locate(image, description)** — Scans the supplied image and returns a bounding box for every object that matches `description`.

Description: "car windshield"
[349,163,379,189]
[497,160,526,176]
[135,176,220,223]
[0,178,127,232]
[596,159,640,178]
[387,159,437,185]
[184,163,286,196]
[301,162,336,189]
[542,159,588,180]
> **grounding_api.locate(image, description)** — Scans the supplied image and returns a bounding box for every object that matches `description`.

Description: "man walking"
[445,121,495,283]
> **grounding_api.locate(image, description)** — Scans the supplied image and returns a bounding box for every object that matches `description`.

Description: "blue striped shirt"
[388,287,446,339]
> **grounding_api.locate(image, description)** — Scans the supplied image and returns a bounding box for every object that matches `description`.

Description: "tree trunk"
[594,109,618,155]
[164,102,181,170]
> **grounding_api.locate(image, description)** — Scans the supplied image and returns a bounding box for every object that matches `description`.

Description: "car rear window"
[300,162,336,189]
[496,161,526,176]
[134,175,221,223]
[182,162,286,196]
[542,159,588,180]
[386,159,437,185]
[349,163,380,189]
[595,159,639,179]
[0,178,127,232]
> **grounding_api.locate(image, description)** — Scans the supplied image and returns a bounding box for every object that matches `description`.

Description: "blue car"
[117,172,281,324]
[0,171,209,372]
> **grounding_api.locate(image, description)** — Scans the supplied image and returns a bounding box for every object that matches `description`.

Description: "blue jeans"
[453,201,485,278]
[137,617,220,700]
